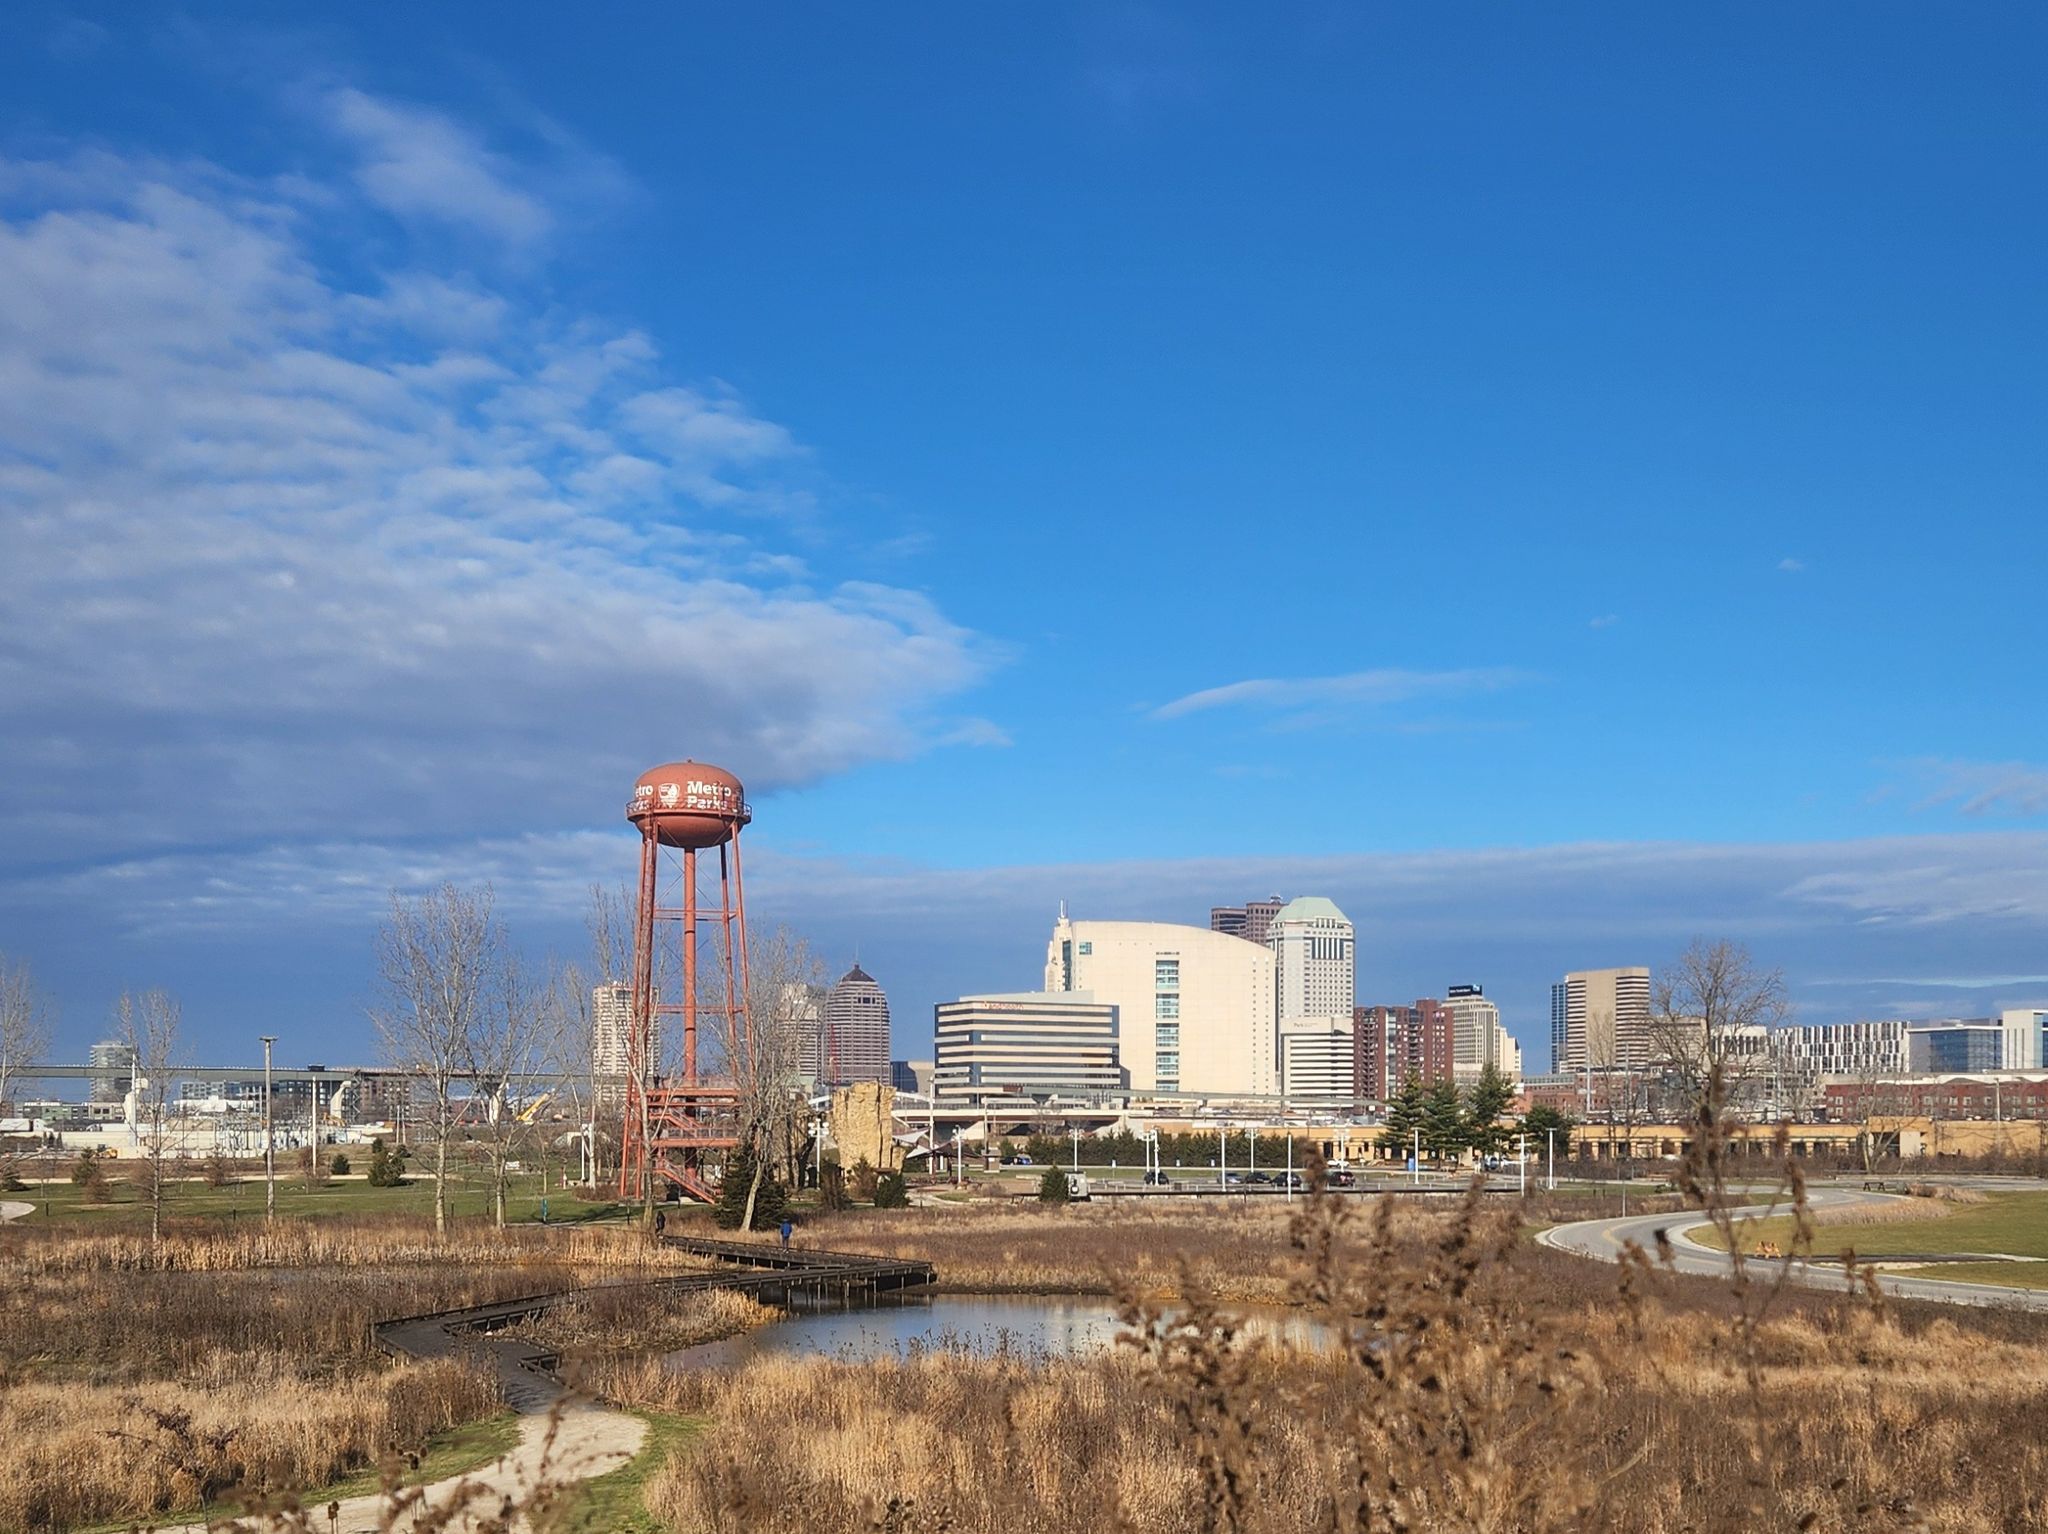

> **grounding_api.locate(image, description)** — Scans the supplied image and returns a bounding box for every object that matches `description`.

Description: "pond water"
[667,1291,1325,1369]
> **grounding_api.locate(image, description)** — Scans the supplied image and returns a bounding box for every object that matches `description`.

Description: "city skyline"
[4,7,2048,1067]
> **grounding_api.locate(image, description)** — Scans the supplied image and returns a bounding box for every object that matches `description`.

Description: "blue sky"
[4,4,2046,1069]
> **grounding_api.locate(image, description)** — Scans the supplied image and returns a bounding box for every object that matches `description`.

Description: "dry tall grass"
[618,1127,2048,1534]
[0,1215,699,1529]
[0,1358,494,1532]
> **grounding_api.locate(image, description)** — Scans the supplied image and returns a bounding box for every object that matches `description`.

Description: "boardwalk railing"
[374,1234,936,1387]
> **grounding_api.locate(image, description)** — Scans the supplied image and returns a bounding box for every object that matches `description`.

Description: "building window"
[1078,941,1092,955]
[1156,994,1179,1019]
[1155,958,1179,988]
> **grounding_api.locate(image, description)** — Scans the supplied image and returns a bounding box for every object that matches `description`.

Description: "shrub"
[873,1172,909,1209]
[1037,1166,1070,1205]
[70,1148,110,1203]
[848,1157,879,1203]
[200,1150,234,1189]
[330,1152,351,1176]
[818,1161,850,1212]
[365,1139,404,1188]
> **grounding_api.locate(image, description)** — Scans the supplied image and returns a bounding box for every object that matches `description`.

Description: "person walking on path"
[779,1215,794,1249]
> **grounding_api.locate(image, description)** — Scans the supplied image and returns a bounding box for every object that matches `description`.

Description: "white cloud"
[1908,758,2048,818]
[0,144,987,878]
[1151,667,1530,723]
[1778,556,1806,573]
[322,87,552,243]
[1589,613,1620,629]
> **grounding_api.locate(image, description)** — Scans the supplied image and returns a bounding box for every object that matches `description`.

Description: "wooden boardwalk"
[374,1234,935,1406]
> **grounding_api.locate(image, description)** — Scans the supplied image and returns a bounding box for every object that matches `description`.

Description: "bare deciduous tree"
[372,883,501,1236]
[468,946,550,1227]
[1650,938,1791,1122]
[1,955,53,1182]
[116,987,182,1245]
[707,925,825,1230]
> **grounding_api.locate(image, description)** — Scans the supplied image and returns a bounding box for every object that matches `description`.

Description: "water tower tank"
[627,761,750,848]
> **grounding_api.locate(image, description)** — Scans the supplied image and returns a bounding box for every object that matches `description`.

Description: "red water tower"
[618,761,755,1203]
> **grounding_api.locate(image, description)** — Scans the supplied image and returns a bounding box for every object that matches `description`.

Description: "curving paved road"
[1539,1185,2048,1312]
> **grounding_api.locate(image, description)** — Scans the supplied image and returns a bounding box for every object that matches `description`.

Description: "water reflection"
[667,1291,1324,1369]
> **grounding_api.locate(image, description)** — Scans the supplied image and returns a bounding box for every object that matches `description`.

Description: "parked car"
[1142,1169,1172,1186]
[1276,1171,1305,1190]
[1013,1155,1034,1166]
[1328,1169,1356,1188]
[1224,1172,1245,1186]
[1246,1170,1273,1184]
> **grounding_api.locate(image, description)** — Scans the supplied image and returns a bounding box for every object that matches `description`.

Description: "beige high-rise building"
[1269,897,1356,1024]
[1559,967,1652,1070]
[1046,910,1275,1096]
[591,982,655,1105]
[1444,984,1522,1084]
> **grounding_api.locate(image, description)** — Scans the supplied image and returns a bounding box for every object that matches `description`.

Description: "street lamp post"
[1547,1126,1556,1191]
[259,1036,276,1222]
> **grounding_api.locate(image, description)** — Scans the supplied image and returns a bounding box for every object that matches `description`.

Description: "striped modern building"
[932,991,1125,1104]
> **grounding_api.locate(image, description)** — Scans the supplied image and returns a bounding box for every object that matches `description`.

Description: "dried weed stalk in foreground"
[633,1076,2044,1533]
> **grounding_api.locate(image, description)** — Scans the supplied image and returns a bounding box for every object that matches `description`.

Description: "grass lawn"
[1696,1190,2048,1261]
[548,1411,703,1533]
[76,1410,522,1533]
[1900,1260,2048,1291]
[7,1168,634,1229]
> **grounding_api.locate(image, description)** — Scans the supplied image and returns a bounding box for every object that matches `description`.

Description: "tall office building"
[1046,911,1276,1095]
[1354,1001,1455,1100]
[1550,983,1569,1074]
[933,992,1123,1103]
[591,982,657,1104]
[1906,1019,2003,1074]
[1210,896,1286,951]
[1444,984,1521,1082]
[1280,1018,1357,1109]
[2000,1008,2048,1072]
[823,964,892,1084]
[88,1040,136,1104]
[1558,967,1652,1070]
[783,982,829,1084]
[1270,897,1355,1023]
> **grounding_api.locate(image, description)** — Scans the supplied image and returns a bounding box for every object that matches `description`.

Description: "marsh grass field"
[0,1215,709,1531]
[7,1176,2048,1532]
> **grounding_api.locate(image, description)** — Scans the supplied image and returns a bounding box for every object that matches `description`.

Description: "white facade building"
[2001,1008,2048,1072]
[932,991,1124,1103]
[1270,897,1355,1024]
[1778,1019,1910,1080]
[1046,912,1276,1096]
[1279,1018,1357,1109]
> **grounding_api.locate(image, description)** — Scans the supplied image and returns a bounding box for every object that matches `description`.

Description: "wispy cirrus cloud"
[1778,556,1806,573]
[1150,667,1531,724]
[1907,758,2048,818]
[321,86,555,243]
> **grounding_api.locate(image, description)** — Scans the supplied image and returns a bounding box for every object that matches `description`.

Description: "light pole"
[259,1036,276,1222]
[1218,1123,1226,1190]
[1547,1126,1556,1191]
[1517,1132,1526,1195]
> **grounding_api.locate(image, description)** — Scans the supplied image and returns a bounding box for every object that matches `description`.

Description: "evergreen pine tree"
[1378,1074,1427,1157]
[713,1147,788,1230]
[1037,1165,1070,1205]
[1520,1104,1575,1157]
[1420,1081,1468,1163]
[873,1171,909,1208]
[1464,1062,1516,1159]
